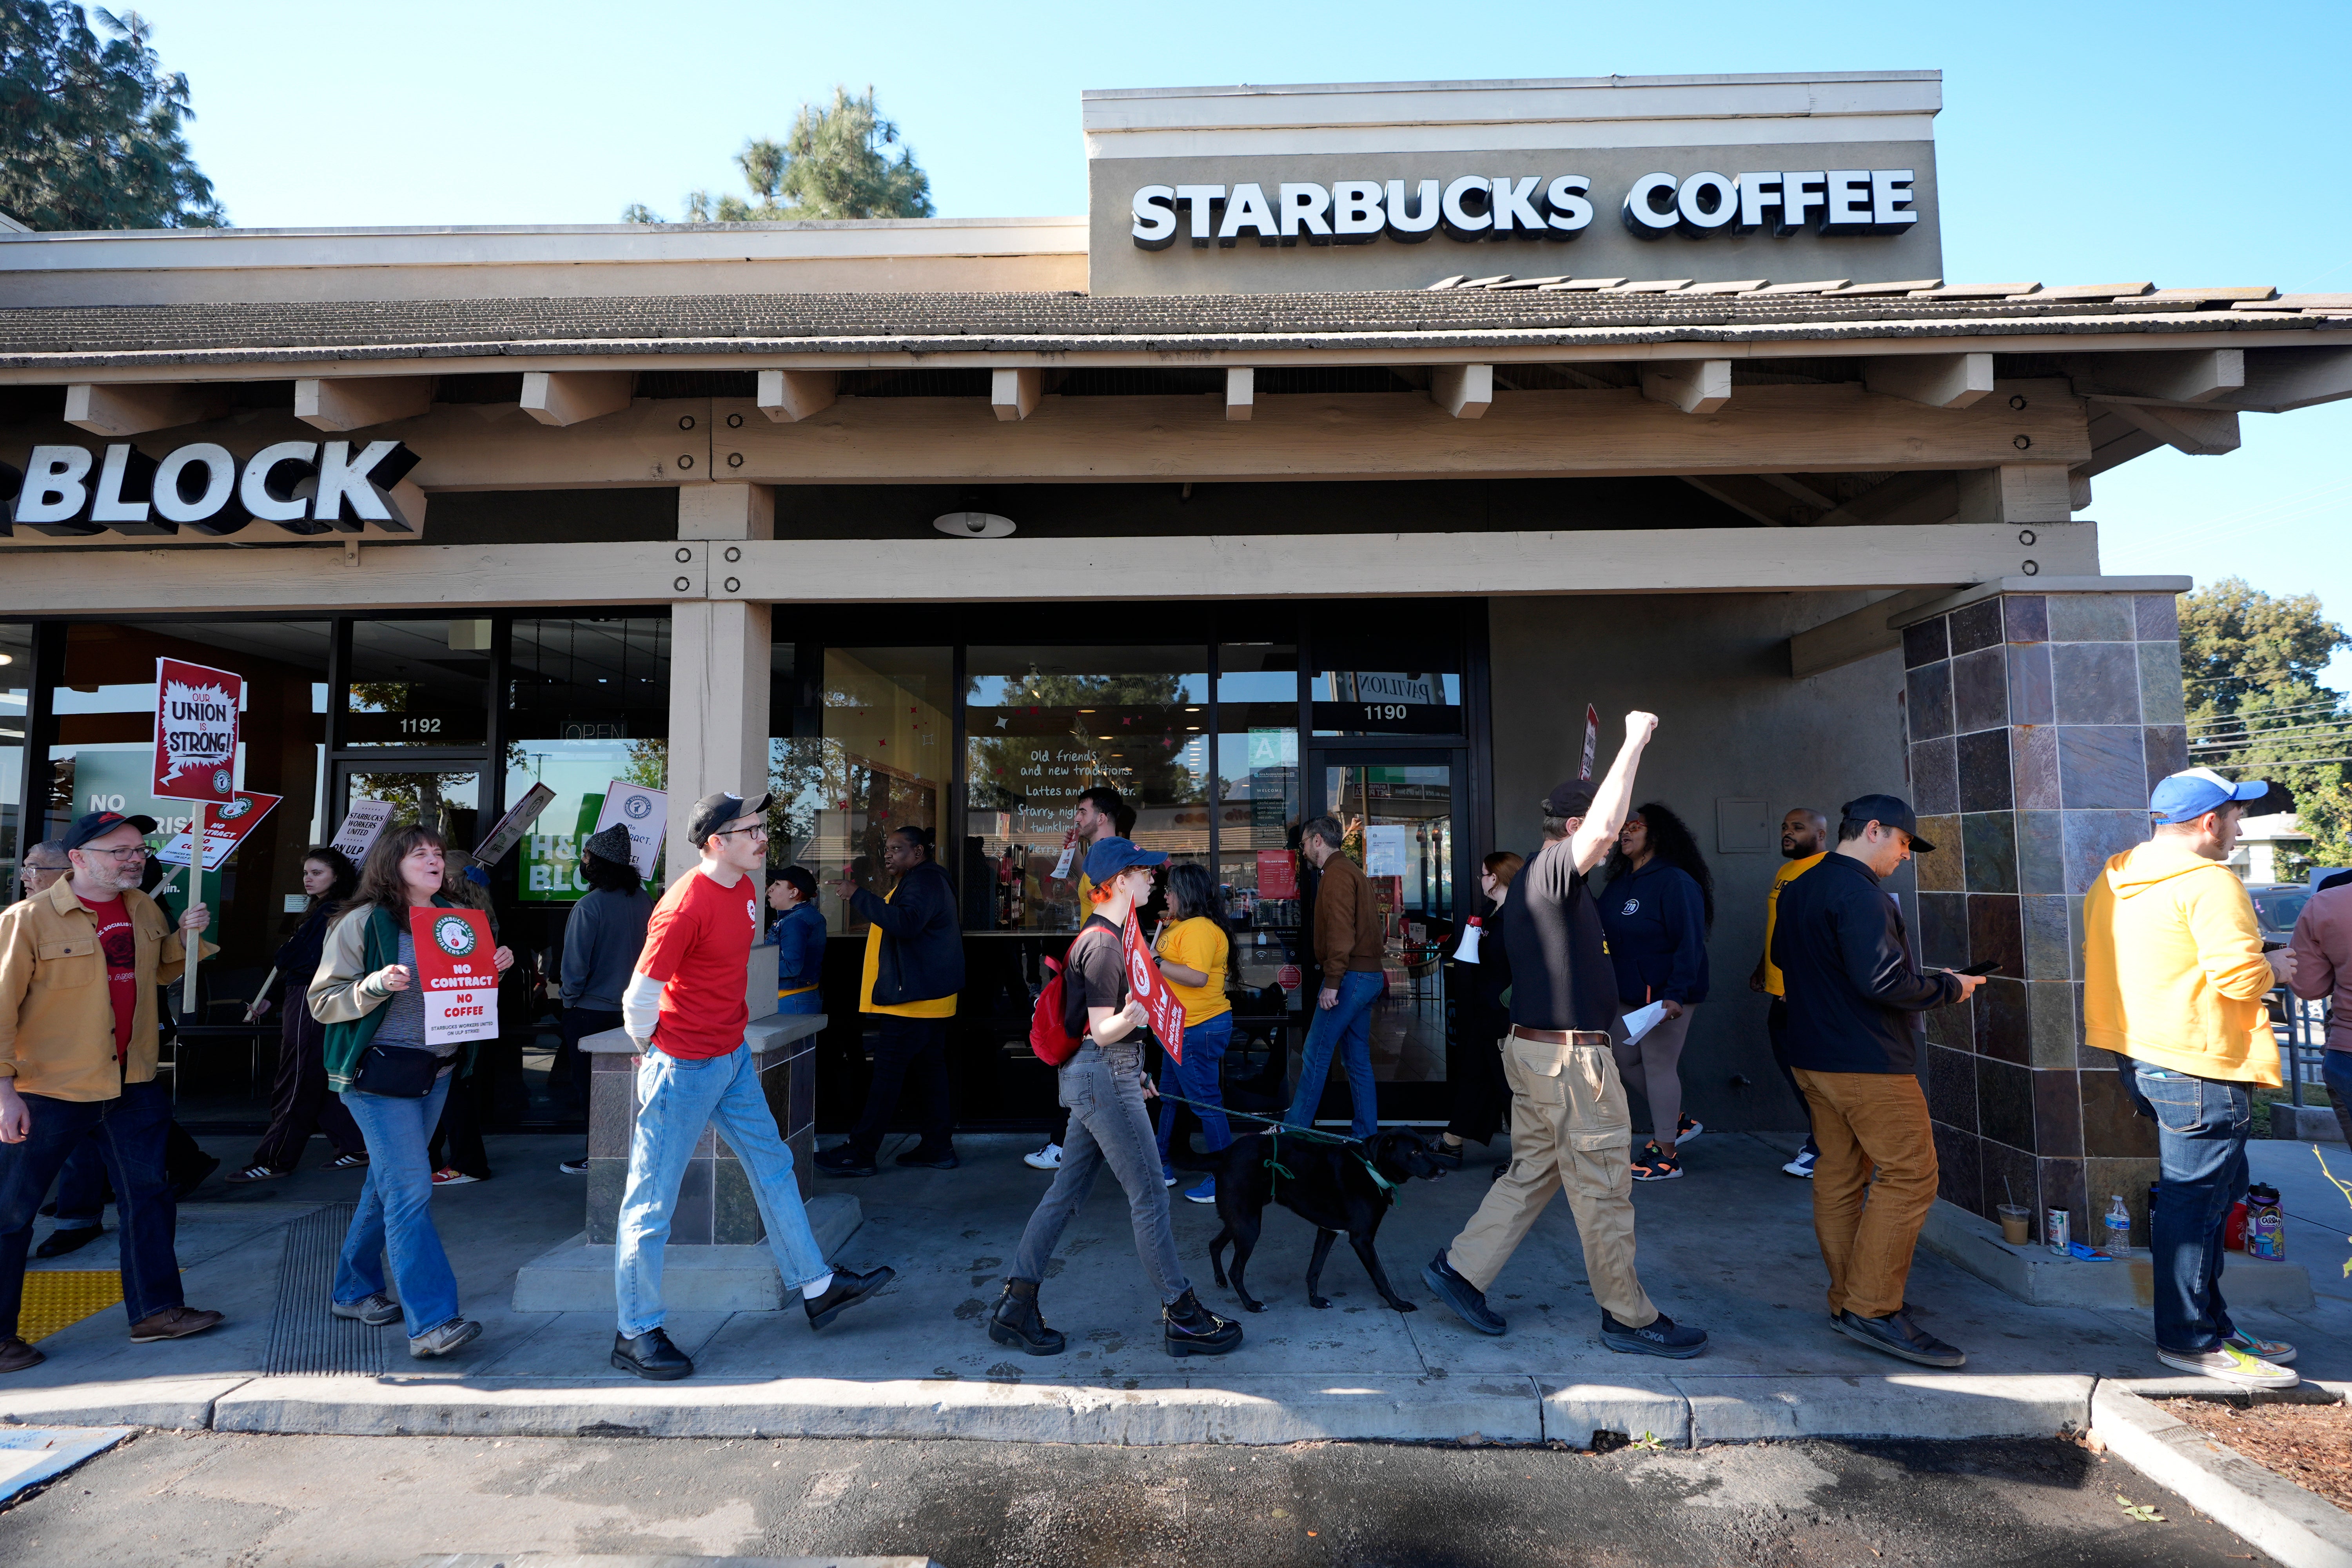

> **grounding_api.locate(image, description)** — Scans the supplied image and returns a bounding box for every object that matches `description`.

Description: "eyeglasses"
[84,846,150,861]
[715,825,768,841]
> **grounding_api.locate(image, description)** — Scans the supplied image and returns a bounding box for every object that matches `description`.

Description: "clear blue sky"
[134,0,2352,686]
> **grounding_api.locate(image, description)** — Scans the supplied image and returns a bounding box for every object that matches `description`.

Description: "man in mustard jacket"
[2083,768,2298,1390]
[0,811,227,1372]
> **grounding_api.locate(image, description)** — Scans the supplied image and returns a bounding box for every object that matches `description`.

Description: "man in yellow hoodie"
[2083,767,2299,1390]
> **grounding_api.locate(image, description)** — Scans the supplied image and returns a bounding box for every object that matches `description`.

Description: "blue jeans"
[616,1042,831,1338]
[0,1080,185,1336]
[2137,1065,2252,1355]
[2325,1050,2352,1150]
[336,1076,462,1339]
[1286,969,1385,1140]
[1157,1012,1234,1174]
[1011,1040,1190,1303]
[776,990,822,1016]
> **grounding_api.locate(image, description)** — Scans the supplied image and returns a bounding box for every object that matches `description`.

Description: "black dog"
[1205,1129,1446,1313]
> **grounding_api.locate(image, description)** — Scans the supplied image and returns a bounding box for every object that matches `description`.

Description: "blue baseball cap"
[2149,767,2270,825]
[1083,836,1167,882]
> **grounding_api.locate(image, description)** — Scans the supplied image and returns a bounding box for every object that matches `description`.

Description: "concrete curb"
[2089,1381,2352,1568]
[1677,1373,2094,1443]
[0,1375,253,1432]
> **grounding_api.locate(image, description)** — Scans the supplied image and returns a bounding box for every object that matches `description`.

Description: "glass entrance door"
[335,760,484,850]
[1309,748,1468,1118]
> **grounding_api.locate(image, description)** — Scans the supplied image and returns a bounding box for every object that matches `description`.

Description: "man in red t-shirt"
[608,791,893,1380]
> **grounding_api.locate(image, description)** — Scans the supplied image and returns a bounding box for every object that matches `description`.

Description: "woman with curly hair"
[1598,802,1713,1181]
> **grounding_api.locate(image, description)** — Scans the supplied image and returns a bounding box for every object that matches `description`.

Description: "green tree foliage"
[2180,577,2352,874]
[623,86,932,225]
[0,5,223,230]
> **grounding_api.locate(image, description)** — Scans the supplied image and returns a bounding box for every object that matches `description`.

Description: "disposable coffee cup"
[1997,1204,2031,1245]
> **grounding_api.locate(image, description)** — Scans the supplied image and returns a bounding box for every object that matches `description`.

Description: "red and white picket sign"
[408,907,501,1049]
[152,657,244,1008]
[1123,916,1187,1065]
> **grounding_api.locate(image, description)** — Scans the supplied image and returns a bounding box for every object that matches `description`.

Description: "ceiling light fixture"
[933,511,1016,539]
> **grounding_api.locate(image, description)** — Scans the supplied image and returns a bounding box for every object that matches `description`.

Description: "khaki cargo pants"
[1445,1028,1659,1328]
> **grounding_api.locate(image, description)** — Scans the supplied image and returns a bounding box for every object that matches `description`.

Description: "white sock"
[801,1272,833,1299]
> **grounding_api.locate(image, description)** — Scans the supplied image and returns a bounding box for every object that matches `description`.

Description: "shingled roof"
[0,284,2345,370]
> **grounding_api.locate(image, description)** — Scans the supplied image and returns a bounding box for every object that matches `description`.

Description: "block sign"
[157,789,280,871]
[1124,916,1187,1065]
[409,907,499,1048]
[151,658,242,804]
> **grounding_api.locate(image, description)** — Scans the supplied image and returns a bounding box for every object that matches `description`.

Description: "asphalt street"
[0,1431,2273,1567]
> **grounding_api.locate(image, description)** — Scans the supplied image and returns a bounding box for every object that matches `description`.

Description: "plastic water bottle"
[2102,1196,2132,1259]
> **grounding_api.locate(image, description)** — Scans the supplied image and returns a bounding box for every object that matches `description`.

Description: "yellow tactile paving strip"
[21,1270,123,1342]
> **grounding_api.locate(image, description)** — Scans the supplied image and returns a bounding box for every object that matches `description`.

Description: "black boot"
[805,1265,896,1330]
[1163,1288,1243,1358]
[987,1278,1067,1356]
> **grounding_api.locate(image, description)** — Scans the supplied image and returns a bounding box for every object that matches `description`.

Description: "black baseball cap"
[687,791,772,848]
[1542,779,1596,819]
[62,810,158,853]
[1840,793,1935,854]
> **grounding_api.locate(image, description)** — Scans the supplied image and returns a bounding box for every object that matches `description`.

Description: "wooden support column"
[1225,367,1254,421]
[294,377,433,431]
[521,370,634,427]
[991,368,1042,422]
[668,481,772,879]
[1638,359,1731,415]
[1956,464,2074,527]
[757,370,837,423]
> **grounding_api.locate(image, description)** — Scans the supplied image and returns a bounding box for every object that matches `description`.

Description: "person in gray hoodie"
[555,824,651,1175]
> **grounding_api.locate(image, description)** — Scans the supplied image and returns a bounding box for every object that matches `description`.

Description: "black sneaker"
[1832,1308,1965,1368]
[805,1265,895,1329]
[895,1146,960,1171]
[612,1327,693,1380]
[815,1145,878,1178]
[1422,1252,1506,1336]
[33,1224,103,1259]
[1163,1289,1243,1357]
[1600,1310,1708,1359]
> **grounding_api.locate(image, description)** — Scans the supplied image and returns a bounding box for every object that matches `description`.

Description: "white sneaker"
[1783,1146,1817,1179]
[2157,1343,2298,1390]
[1024,1142,1062,1171]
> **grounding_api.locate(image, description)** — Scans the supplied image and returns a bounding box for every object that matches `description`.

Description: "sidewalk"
[7,1127,2348,1445]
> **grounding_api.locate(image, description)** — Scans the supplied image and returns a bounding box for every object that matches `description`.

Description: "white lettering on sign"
[1133,170,1914,251]
[6,438,423,540]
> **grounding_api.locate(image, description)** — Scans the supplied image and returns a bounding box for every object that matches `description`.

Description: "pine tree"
[0,4,224,230]
[2179,577,2352,874]
[623,87,933,225]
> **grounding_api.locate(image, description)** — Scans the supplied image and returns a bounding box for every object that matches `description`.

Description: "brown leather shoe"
[0,1337,44,1374]
[128,1306,224,1343]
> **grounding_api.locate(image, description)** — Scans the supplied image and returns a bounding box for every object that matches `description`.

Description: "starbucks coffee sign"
[1,437,425,541]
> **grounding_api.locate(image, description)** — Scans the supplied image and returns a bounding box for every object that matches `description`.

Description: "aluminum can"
[2045,1207,2071,1254]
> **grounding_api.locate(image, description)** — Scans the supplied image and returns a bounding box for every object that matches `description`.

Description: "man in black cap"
[1771,793,1981,1369]
[0,811,225,1371]
[1423,712,1708,1359]
[608,791,893,1380]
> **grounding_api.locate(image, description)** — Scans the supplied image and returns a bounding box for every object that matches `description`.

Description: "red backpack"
[1029,926,1119,1068]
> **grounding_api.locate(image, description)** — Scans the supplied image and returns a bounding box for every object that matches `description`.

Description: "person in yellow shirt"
[817,826,963,1178]
[1151,862,1234,1205]
[1749,808,1828,1178]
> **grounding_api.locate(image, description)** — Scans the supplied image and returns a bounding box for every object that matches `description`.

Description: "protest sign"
[1580,704,1599,781]
[328,799,396,863]
[473,782,557,867]
[1050,825,1080,880]
[591,780,667,878]
[151,658,242,806]
[157,790,281,871]
[408,907,499,1048]
[1123,917,1186,1064]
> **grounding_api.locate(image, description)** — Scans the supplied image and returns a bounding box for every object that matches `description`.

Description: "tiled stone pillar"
[580,943,824,1246]
[1899,583,2189,1248]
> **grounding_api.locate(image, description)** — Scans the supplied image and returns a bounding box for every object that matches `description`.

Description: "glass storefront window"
[1311,613,1465,737]
[342,766,483,844]
[1319,760,1457,1085]
[1214,640,1301,948]
[0,624,26,893]
[342,618,493,748]
[505,617,670,901]
[963,644,1209,932]
[785,647,953,935]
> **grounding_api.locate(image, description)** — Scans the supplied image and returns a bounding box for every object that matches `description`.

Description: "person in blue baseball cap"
[2084,766,2299,1391]
[988,836,1243,1362]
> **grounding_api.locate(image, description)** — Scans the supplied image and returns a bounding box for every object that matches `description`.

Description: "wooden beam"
[2108,402,2241,456]
[1225,367,1254,422]
[0,540,695,612]
[1430,364,1493,419]
[1808,470,1959,529]
[1757,472,1839,510]
[1639,359,1731,415]
[520,370,634,427]
[2226,347,2352,413]
[1679,475,1806,526]
[992,368,1041,422]
[294,377,432,432]
[64,382,214,436]
[1789,587,1964,679]
[1862,352,1994,409]
[706,382,2087,483]
[756,369,837,424]
[2063,349,2245,404]
[1956,464,2073,526]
